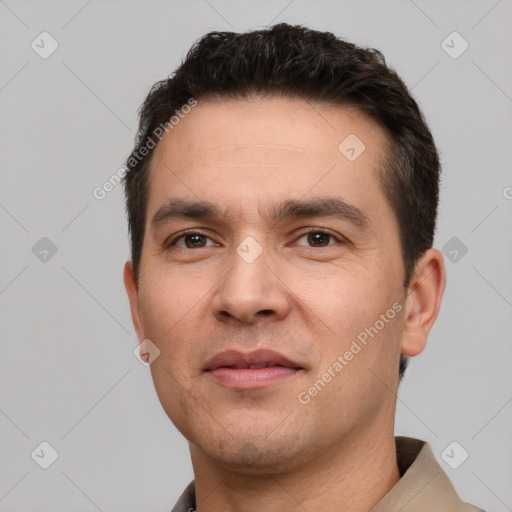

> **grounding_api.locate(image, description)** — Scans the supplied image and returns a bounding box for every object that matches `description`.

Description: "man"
[123,23,484,512]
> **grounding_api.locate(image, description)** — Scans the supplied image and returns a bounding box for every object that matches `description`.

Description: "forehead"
[153,96,387,161]
[147,96,392,226]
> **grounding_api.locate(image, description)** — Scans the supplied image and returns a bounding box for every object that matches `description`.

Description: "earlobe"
[123,260,144,341]
[401,248,446,357]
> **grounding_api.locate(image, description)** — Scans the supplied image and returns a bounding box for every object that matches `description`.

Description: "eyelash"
[164,228,345,249]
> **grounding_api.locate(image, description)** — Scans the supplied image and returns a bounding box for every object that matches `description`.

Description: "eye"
[165,231,217,249]
[295,229,342,248]
[164,229,344,250]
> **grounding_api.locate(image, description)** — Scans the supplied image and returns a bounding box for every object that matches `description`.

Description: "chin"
[213,448,304,475]
[199,430,313,476]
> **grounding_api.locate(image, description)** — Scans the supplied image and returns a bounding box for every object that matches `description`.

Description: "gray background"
[1,0,511,510]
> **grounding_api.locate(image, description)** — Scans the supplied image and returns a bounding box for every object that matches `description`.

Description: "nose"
[211,241,291,325]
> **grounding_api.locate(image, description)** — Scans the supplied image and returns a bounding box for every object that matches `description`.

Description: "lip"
[204,349,303,389]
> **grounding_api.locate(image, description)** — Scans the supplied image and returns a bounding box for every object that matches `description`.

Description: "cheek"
[292,266,402,384]
[292,267,387,333]
[139,269,204,329]
[140,276,204,426]
[138,270,216,375]
[137,280,189,373]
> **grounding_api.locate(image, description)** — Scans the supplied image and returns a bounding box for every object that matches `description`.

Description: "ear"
[401,248,446,357]
[123,260,144,341]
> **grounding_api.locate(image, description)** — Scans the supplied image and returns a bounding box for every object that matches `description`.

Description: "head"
[123,23,445,473]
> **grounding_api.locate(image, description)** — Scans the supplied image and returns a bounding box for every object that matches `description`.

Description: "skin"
[124,96,446,512]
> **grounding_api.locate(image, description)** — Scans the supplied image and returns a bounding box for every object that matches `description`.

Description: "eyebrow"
[151,197,371,231]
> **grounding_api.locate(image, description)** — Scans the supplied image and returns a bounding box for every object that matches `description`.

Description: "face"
[124,96,432,474]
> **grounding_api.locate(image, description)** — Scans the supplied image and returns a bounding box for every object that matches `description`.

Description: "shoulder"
[371,437,487,512]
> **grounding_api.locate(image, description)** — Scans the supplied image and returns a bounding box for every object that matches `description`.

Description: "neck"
[189,426,400,512]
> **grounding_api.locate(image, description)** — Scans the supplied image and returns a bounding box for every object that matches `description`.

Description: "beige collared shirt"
[170,436,485,512]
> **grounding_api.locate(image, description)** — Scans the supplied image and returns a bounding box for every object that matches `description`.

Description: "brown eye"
[296,230,340,248]
[183,234,207,248]
[307,232,331,247]
[165,232,216,249]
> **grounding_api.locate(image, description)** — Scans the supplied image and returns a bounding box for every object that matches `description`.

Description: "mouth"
[204,349,303,389]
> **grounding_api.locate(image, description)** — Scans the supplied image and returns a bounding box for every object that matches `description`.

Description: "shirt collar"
[371,436,483,511]
[170,437,483,512]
